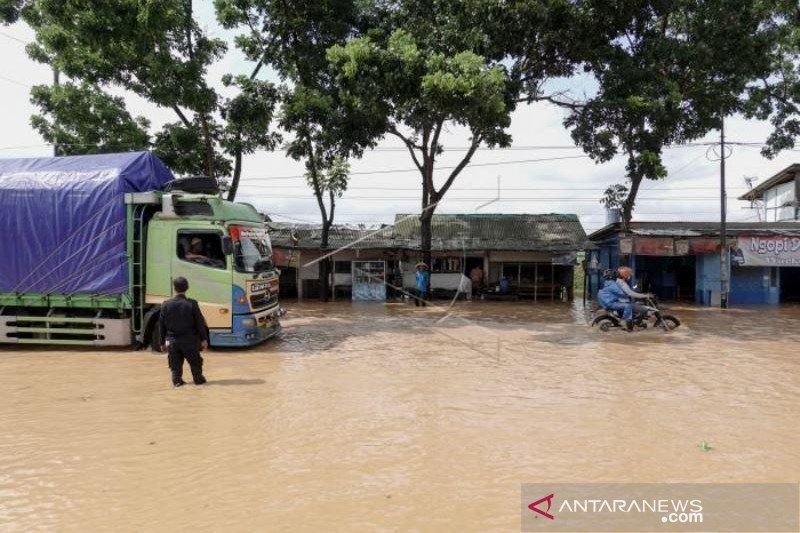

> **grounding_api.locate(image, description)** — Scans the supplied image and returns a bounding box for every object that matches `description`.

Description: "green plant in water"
[698,441,712,452]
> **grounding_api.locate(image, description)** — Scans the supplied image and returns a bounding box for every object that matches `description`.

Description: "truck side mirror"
[222,236,234,255]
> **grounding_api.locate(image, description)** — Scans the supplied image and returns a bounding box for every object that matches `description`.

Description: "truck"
[0,151,282,348]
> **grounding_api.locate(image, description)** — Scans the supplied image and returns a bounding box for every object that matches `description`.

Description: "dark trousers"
[414,289,428,306]
[167,340,204,384]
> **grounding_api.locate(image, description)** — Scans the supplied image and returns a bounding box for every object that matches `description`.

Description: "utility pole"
[719,116,729,309]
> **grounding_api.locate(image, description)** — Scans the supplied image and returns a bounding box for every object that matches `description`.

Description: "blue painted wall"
[696,252,777,305]
[594,234,780,305]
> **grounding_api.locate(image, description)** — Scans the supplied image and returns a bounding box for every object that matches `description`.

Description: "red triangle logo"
[528,493,555,520]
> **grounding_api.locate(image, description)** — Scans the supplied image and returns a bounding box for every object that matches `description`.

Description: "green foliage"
[306,156,350,198]
[328,29,515,151]
[0,0,26,24]
[216,0,382,235]
[556,0,782,227]
[18,0,279,199]
[152,121,232,177]
[742,1,800,158]
[29,82,150,154]
[600,184,629,209]
[24,0,225,111]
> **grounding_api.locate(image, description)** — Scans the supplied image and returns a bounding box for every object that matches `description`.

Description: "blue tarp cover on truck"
[0,152,173,296]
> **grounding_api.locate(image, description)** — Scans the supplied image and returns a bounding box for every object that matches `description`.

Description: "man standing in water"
[414,262,430,307]
[159,277,208,387]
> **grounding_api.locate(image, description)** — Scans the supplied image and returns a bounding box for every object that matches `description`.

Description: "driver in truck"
[185,237,210,263]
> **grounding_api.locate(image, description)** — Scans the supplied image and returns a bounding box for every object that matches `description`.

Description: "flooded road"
[1,301,799,531]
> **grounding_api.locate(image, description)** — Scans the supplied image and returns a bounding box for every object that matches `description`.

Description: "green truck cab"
[133,190,283,349]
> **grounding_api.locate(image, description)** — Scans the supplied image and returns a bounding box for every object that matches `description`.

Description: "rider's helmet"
[601,268,617,280]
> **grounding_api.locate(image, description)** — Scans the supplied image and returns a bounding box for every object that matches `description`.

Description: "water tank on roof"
[605,208,622,225]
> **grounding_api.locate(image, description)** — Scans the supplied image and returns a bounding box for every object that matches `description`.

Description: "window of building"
[177,231,226,269]
[432,257,462,273]
[334,261,352,274]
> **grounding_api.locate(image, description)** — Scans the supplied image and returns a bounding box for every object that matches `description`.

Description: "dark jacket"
[159,294,209,344]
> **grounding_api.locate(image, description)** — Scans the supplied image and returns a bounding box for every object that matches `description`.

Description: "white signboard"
[733,236,800,266]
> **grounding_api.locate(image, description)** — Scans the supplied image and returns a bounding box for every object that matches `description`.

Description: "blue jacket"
[415,270,430,292]
[597,279,626,308]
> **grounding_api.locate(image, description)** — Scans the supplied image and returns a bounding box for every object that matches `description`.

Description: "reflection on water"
[1,301,798,531]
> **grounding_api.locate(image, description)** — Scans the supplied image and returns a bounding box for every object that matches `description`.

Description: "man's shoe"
[194,376,207,385]
[173,379,187,388]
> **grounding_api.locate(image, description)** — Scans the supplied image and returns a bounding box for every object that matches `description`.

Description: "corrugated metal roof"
[393,213,589,251]
[268,213,590,252]
[590,221,800,240]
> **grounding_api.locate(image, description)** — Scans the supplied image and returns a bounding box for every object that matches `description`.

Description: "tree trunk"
[227,147,242,201]
[420,206,433,267]
[200,114,215,178]
[621,172,643,233]
[619,161,644,267]
[319,221,331,302]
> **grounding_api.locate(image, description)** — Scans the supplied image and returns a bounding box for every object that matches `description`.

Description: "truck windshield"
[233,226,274,273]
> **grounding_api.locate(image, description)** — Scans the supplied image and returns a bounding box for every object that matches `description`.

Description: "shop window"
[501,263,519,284]
[770,267,779,288]
[177,231,226,269]
[432,257,462,273]
[334,261,352,274]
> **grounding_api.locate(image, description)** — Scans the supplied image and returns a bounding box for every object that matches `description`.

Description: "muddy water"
[1,301,798,532]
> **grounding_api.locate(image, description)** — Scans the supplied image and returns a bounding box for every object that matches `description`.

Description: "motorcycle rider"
[597,266,652,331]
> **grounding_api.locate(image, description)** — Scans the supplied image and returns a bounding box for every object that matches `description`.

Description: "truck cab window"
[233,227,274,273]
[177,232,226,269]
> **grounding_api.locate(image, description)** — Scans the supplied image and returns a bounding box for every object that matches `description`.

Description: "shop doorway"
[780,267,800,302]
[634,256,696,301]
[278,267,298,298]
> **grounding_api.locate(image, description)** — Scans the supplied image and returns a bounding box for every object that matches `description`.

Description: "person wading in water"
[159,277,208,387]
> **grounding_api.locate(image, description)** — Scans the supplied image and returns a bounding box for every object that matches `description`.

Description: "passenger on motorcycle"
[597,266,652,330]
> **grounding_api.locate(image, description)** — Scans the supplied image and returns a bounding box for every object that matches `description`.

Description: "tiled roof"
[267,222,399,250]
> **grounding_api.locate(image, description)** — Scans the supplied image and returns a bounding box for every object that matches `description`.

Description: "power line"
[0,30,27,45]
[241,184,748,191]
[238,194,744,201]
[241,154,596,181]
[0,73,31,88]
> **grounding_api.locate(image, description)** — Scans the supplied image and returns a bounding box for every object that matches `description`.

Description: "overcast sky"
[2,12,799,233]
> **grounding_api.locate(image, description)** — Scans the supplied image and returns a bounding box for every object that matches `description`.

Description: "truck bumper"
[209,307,283,348]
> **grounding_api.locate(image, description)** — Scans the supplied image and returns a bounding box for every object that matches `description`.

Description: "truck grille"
[250,292,276,310]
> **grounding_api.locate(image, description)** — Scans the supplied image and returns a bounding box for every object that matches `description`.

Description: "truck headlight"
[241,318,256,327]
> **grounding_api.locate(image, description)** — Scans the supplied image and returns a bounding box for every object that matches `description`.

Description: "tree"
[30,82,150,155]
[18,0,280,199]
[216,0,383,300]
[743,1,800,158]
[546,0,782,231]
[0,0,25,24]
[326,2,527,265]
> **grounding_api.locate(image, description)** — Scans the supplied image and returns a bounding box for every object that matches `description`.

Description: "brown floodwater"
[1,300,798,531]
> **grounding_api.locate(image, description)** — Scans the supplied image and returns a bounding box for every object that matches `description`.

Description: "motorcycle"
[591,296,681,332]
